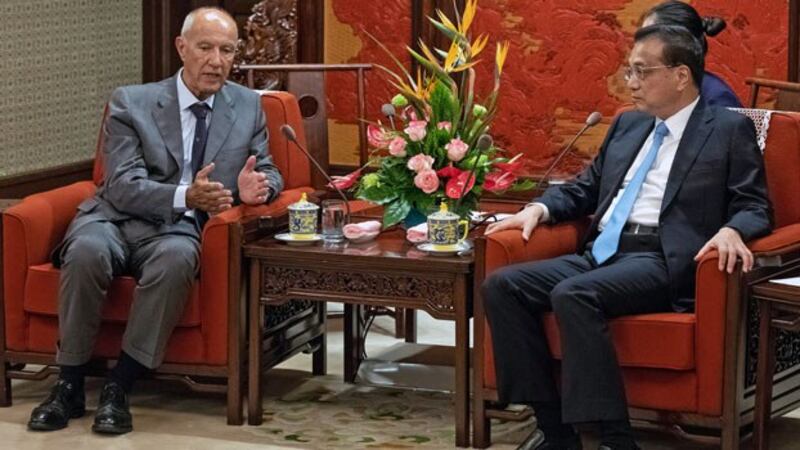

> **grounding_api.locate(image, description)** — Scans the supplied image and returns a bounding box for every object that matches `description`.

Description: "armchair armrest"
[196,187,313,364]
[749,223,800,260]
[3,181,96,267]
[481,218,590,276]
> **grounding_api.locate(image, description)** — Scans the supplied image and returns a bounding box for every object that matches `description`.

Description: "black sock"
[531,401,576,439]
[600,419,636,449]
[59,363,87,392]
[109,351,149,393]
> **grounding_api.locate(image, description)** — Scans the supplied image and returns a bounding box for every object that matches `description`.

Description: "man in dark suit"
[27,7,283,434]
[483,25,770,450]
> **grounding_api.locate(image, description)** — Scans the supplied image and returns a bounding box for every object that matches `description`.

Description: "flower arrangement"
[332,0,533,228]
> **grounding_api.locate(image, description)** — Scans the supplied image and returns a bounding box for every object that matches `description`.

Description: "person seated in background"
[482,24,770,450]
[642,0,743,107]
[27,7,283,435]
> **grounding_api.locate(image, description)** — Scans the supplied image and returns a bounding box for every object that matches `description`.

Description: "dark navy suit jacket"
[702,71,742,108]
[536,98,771,309]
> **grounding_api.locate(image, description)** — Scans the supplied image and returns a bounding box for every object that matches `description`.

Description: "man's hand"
[694,226,754,273]
[485,203,546,241]
[238,155,270,205]
[186,163,233,214]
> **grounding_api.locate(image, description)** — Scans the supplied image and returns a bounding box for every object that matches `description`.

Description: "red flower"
[445,170,477,199]
[328,169,362,190]
[493,160,523,174]
[483,170,517,192]
[436,164,462,179]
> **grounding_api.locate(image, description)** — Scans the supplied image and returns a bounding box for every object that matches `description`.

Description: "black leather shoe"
[517,429,583,450]
[598,444,641,450]
[28,379,86,431]
[92,380,132,434]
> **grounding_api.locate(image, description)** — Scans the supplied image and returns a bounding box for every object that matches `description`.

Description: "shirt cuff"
[526,202,550,222]
[173,185,189,212]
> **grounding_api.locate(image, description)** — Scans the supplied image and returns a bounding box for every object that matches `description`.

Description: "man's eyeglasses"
[623,65,676,81]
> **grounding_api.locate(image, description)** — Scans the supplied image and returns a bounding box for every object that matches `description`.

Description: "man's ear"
[175,36,186,62]
[676,65,692,92]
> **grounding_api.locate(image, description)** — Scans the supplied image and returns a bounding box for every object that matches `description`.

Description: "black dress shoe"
[28,379,86,431]
[598,444,641,450]
[517,429,583,450]
[92,380,132,434]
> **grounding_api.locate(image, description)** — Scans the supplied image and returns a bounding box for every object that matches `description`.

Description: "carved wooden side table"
[243,228,474,447]
[752,279,800,450]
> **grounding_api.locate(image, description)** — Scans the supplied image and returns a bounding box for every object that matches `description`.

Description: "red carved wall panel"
[325,0,788,175]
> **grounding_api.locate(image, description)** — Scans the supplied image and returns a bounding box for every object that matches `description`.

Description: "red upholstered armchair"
[473,110,800,450]
[0,91,321,425]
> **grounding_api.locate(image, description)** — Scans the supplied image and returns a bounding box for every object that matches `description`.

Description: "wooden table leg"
[343,303,361,383]
[404,308,417,343]
[395,307,406,339]
[754,300,776,450]
[313,302,327,376]
[454,275,470,448]
[248,260,264,425]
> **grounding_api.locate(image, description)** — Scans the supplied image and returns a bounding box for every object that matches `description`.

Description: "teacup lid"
[428,202,458,221]
[289,192,319,211]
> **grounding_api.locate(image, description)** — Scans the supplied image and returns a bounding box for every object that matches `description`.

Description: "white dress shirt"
[535,96,699,228]
[173,69,215,215]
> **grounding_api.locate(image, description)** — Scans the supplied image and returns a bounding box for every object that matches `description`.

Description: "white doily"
[728,107,773,153]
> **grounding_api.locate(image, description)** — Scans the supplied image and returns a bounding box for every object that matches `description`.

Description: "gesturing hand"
[694,226,754,273]
[484,203,546,241]
[238,155,270,205]
[186,163,233,214]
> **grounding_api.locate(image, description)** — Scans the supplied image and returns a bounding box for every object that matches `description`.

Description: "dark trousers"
[482,236,673,423]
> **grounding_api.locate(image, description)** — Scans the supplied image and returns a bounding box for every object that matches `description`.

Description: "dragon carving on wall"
[231,0,298,89]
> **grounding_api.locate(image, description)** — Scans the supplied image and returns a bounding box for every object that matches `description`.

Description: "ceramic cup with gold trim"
[427,203,469,251]
[288,193,319,239]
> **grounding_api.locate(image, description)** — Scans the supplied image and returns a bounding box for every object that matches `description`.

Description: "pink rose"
[388,136,407,157]
[367,124,390,148]
[437,121,452,132]
[445,137,469,162]
[407,153,435,172]
[414,169,440,194]
[401,106,419,122]
[404,120,428,142]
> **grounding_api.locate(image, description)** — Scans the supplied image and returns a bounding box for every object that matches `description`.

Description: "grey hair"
[181,7,235,36]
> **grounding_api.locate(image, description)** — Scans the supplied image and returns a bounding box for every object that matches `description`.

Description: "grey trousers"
[56,219,200,369]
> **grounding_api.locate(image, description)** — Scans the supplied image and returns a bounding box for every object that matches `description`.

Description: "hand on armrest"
[482,218,590,271]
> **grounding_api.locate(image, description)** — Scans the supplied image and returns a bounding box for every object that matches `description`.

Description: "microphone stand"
[280,124,351,224]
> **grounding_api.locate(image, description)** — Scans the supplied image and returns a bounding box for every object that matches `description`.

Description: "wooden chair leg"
[472,398,491,448]
[226,368,243,425]
[720,417,741,450]
[0,361,11,407]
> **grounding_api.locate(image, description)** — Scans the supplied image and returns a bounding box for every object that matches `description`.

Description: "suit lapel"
[204,84,236,166]
[152,77,184,170]
[659,100,714,214]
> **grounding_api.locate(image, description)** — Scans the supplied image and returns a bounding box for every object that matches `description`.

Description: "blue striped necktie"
[591,122,670,264]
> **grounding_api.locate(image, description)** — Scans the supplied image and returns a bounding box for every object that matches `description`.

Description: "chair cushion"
[542,312,696,370]
[23,264,201,327]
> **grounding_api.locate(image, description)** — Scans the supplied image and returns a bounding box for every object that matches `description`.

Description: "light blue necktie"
[592,122,669,264]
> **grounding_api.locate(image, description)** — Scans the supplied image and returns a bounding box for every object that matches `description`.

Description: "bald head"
[175,7,238,100]
[181,7,237,38]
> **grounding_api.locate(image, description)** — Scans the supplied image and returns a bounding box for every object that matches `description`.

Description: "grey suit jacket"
[59,74,284,253]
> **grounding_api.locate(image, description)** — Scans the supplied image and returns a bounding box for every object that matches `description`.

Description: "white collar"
[176,68,215,111]
[657,96,699,141]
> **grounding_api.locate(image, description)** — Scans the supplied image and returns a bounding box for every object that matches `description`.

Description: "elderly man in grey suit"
[28,7,283,435]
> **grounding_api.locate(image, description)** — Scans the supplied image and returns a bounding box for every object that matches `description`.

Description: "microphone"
[455,134,494,209]
[280,124,351,223]
[381,103,397,130]
[536,111,602,189]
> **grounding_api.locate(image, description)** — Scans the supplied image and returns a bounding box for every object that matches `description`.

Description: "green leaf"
[383,198,412,229]
[429,80,456,123]
[510,179,537,192]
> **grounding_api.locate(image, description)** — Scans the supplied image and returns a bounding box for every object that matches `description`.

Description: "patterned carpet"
[241,376,532,449]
